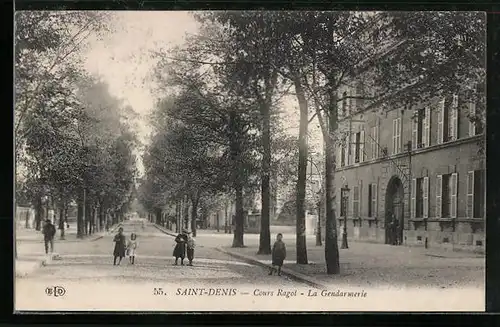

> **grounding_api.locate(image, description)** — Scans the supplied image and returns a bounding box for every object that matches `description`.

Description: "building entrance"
[385,176,404,245]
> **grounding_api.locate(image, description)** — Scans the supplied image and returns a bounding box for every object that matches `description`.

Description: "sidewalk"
[216,235,484,290]
[15,223,122,278]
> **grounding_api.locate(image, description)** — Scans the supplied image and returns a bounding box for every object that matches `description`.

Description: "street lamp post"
[341,185,350,249]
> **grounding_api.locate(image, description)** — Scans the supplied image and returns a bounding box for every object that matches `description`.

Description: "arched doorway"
[385,176,404,245]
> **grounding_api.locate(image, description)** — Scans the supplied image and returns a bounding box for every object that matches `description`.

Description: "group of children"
[112,227,138,266]
[112,226,287,275]
[173,229,196,266]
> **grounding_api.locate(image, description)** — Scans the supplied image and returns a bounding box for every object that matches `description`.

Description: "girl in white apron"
[127,233,138,265]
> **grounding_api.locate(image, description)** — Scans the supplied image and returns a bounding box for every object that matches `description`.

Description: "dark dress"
[113,233,126,258]
[272,240,286,266]
[173,234,187,259]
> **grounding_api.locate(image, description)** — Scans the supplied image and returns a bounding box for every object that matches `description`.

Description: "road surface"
[15,220,310,311]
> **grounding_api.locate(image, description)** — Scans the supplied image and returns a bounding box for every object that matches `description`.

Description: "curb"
[15,255,53,278]
[90,223,123,242]
[216,247,326,290]
[152,224,177,237]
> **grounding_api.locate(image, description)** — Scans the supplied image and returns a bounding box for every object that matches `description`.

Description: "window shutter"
[343,142,348,167]
[451,173,458,218]
[423,177,429,219]
[469,101,476,137]
[412,112,418,150]
[351,132,356,165]
[437,98,445,144]
[360,130,365,162]
[359,180,363,216]
[372,183,378,218]
[337,146,342,167]
[411,178,416,219]
[372,125,379,158]
[451,94,459,140]
[424,107,431,147]
[467,171,474,218]
[397,118,402,153]
[392,119,397,154]
[436,175,442,218]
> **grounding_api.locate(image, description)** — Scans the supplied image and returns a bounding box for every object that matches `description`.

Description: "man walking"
[42,219,56,255]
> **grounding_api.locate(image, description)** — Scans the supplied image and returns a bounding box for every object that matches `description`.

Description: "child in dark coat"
[113,227,126,266]
[269,233,286,276]
[173,230,188,265]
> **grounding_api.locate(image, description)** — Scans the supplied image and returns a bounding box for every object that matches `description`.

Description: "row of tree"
[139,11,485,274]
[15,12,137,244]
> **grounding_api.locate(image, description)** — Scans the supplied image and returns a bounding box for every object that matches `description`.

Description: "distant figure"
[394,219,401,245]
[173,229,188,265]
[186,232,196,266]
[113,227,126,266]
[42,219,56,255]
[269,233,286,276]
[127,233,138,265]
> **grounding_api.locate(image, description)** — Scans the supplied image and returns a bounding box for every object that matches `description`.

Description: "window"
[368,183,378,217]
[468,88,484,136]
[353,186,360,218]
[436,173,457,218]
[340,145,346,167]
[392,118,402,154]
[467,170,485,219]
[411,177,429,218]
[340,189,348,217]
[438,95,459,144]
[370,125,379,159]
[353,131,365,163]
[412,108,431,149]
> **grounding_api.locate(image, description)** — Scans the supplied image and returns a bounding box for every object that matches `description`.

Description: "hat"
[45,219,51,223]
[182,229,189,234]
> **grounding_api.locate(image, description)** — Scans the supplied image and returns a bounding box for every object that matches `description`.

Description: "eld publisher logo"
[45,286,66,297]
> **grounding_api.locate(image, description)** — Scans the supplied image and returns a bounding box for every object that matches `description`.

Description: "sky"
[83,11,322,176]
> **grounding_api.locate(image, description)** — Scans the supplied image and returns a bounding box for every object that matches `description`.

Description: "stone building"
[334,83,485,252]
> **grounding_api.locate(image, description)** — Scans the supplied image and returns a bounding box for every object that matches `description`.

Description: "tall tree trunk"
[233,183,244,247]
[175,201,180,233]
[85,201,91,235]
[323,92,340,274]
[99,203,104,232]
[34,196,43,231]
[216,211,220,232]
[59,202,65,240]
[258,102,272,255]
[77,189,84,238]
[25,208,30,229]
[155,208,161,225]
[230,110,245,248]
[191,194,199,237]
[183,195,189,230]
[295,77,309,264]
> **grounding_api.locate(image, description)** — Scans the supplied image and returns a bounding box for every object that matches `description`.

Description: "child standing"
[186,232,196,266]
[269,233,286,276]
[173,230,188,265]
[112,227,126,266]
[127,233,138,265]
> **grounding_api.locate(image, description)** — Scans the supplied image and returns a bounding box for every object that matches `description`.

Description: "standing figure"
[127,233,138,265]
[173,229,188,265]
[269,233,287,276]
[113,227,126,266]
[186,232,196,266]
[42,219,56,255]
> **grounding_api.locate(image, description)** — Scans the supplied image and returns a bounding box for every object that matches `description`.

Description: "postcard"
[14,10,486,312]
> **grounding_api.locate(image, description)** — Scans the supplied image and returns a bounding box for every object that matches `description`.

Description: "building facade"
[334,87,485,252]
